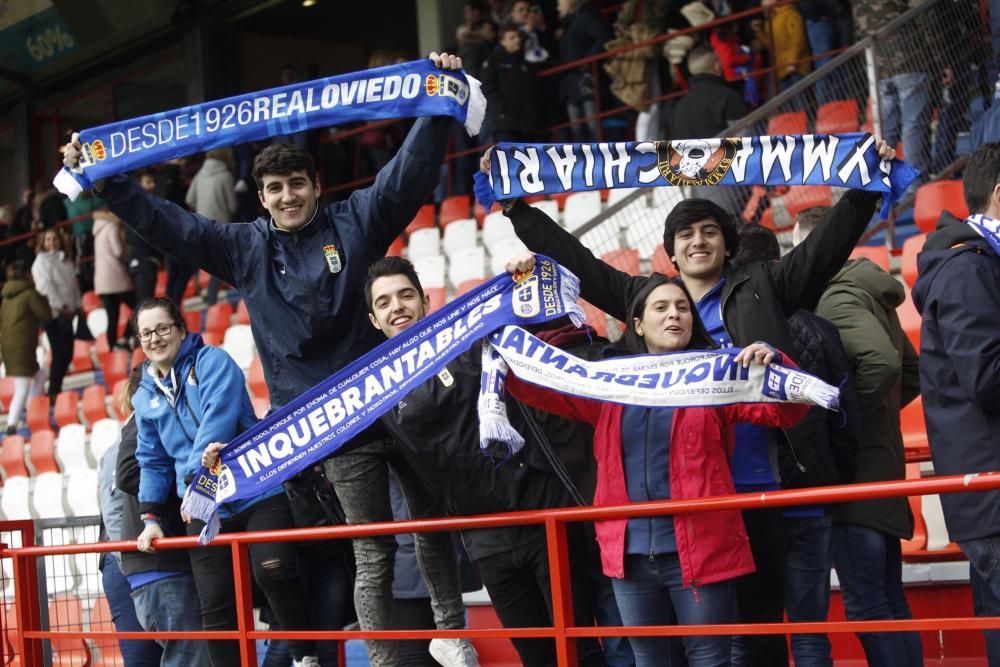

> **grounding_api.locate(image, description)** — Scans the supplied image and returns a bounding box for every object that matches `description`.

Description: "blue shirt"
[694,278,779,490]
[621,405,677,555]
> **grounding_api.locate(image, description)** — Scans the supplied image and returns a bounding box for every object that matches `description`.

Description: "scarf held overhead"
[180,257,583,544]
[474,133,920,218]
[54,58,485,200]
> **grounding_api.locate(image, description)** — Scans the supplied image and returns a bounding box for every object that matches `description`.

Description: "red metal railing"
[3,472,1000,665]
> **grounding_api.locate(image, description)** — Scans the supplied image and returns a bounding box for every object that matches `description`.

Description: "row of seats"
[2,595,120,666]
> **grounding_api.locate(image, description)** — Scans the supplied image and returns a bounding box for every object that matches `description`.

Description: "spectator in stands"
[495,137,893,667]
[31,228,80,401]
[63,53,477,667]
[614,0,670,142]
[362,256,607,667]
[110,369,210,667]
[709,24,752,85]
[93,209,135,350]
[32,181,68,231]
[127,170,163,306]
[482,23,541,142]
[912,141,1000,663]
[186,148,237,306]
[504,268,809,667]
[757,0,810,99]
[0,261,52,434]
[129,297,319,667]
[154,160,198,307]
[671,45,749,140]
[796,0,851,103]
[511,0,552,65]
[557,0,611,141]
[853,0,944,174]
[734,223,862,667]
[456,1,497,80]
[793,208,922,666]
[64,189,102,291]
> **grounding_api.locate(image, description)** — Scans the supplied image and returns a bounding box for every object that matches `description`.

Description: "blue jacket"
[133,333,261,516]
[912,213,1000,541]
[100,116,453,408]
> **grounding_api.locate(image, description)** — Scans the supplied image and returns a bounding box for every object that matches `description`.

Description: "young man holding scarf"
[362,255,608,667]
[492,137,894,666]
[62,53,478,667]
[913,141,1000,664]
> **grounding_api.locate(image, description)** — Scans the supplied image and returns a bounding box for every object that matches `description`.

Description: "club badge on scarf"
[966,214,1000,257]
[55,58,486,200]
[180,256,583,544]
[478,327,839,454]
[473,133,920,218]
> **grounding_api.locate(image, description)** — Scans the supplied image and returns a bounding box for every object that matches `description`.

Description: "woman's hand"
[505,252,536,275]
[201,442,225,470]
[734,342,777,368]
[429,52,463,71]
[479,146,494,175]
[137,522,164,553]
[874,137,896,162]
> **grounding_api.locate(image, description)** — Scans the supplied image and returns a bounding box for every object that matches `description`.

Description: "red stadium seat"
[201,331,222,347]
[580,300,608,338]
[473,201,489,225]
[183,310,203,333]
[425,287,446,313]
[387,236,405,258]
[103,350,130,391]
[89,594,123,667]
[94,334,112,370]
[901,233,926,288]
[783,186,832,222]
[248,357,268,401]
[1,434,29,478]
[81,385,109,427]
[111,379,130,421]
[650,244,679,277]
[814,99,859,134]
[205,302,234,338]
[71,340,93,373]
[80,291,100,315]
[849,246,890,272]
[47,595,90,665]
[0,376,16,412]
[52,392,79,429]
[455,278,486,297]
[914,180,968,233]
[26,395,51,434]
[28,429,58,474]
[236,300,251,325]
[767,111,807,136]
[130,347,145,371]
[155,270,168,297]
[897,290,921,349]
[602,248,640,275]
[439,195,471,226]
[405,204,436,235]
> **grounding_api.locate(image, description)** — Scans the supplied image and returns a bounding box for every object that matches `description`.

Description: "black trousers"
[186,494,314,666]
[44,315,74,399]
[129,259,158,307]
[475,525,607,667]
[100,291,136,348]
[734,507,789,666]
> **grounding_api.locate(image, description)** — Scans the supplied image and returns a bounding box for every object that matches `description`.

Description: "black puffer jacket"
[779,310,861,489]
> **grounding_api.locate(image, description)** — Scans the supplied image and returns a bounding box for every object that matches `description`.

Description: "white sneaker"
[429,637,480,667]
[293,657,319,667]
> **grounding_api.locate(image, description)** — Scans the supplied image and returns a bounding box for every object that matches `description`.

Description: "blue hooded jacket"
[133,332,265,517]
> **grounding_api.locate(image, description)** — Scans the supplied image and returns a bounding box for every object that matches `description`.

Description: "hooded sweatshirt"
[93,212,132,295]
[815,258,920,538]
[185,157,236,223]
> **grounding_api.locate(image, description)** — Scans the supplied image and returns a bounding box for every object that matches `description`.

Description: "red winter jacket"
[508,366,808,587]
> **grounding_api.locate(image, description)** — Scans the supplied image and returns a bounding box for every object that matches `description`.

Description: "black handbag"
[283,463,347,528]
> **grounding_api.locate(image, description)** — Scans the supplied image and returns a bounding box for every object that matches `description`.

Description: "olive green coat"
[0,280,52,377]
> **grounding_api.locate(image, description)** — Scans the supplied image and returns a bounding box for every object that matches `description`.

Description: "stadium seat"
[563,191,602,232]
[90,419,122,464]
[488,238,529,276]
[901,233,926,288]
[26,395,51,434]
[90,594,124,666]
[248,357,268,401]
[86,308,108,340]
[252,397,270,419]
[448,246,487,288]
[914,180,968,233]
[130,346,145,371]
[53,392,80,430]
[80,291,100,315]
[898,290,921,349]
[183,309,203,333]
[32,471,66,519]
[0,475,32,519]
[111,380,129,420]
[47,595,90,664]
[94,333,112,369]
[28,430,58,475]
[849,246,890,272]
[236,299,251,325]
[902,464,928,554]
[55,424,89,472]
[650,244,679,277]
[387,236,405,257]
[71,340,93,373]
[406,227,442,261]
[455,278,487,297]
[901,395,928,458]
[426,287,446,312]
[405,204,436,235]
[155,270,168,297]
[783,186,833,222]
[205,302,234,338]
[1,435,28,479]
[201,331,223,347]
[473,200,489,225]
[482,211,517,250]
[115,303,133,340]
[222,325,256,370]
[81,385,109,427]
[624,221,661,261]
[439,194,471,226]
[814,99,859,134]
[66,470,100,515]
[767,111,808,136]
[0,376,14,412]
[442,218,479,257]
[530,199,560,225]
[580,301,609,338]
[602,249,640,275]
[102,350,130,390]
[411,255,447,290]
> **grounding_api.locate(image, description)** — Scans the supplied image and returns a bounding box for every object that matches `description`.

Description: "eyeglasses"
[136,322,179,342]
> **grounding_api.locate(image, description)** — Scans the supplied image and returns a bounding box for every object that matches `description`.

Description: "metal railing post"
[232,541,258,665]
[545,516,577,666]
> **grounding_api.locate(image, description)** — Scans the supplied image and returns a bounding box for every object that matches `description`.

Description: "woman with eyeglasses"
[129,297,319,667]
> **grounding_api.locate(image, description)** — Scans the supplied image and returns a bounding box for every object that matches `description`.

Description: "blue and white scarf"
[181,257,583,543]
[54,59,485,200]
[966,214,1000,256]
[473,133,920,218]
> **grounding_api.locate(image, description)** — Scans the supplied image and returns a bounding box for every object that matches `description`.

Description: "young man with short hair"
[496,138,894,666]
[62,53,477,667]
[364,256,608,667]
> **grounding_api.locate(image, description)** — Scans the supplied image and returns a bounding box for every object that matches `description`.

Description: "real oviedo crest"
[322,244,342,274]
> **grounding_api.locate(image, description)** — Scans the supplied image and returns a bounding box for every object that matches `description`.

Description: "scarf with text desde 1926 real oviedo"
[473,133,920,219]
[54,58,485,199]
[181,256,839,544]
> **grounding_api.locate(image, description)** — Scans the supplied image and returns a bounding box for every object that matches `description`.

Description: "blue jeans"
[879,72,931,172]
[130,572,211,667]
[784,515,832,667]
[830,524,922,666]
[805,19,838,104]
[957,534,1000,666]
[588,549,637,667]
[100,554,162,667]
[612,553,737,667]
